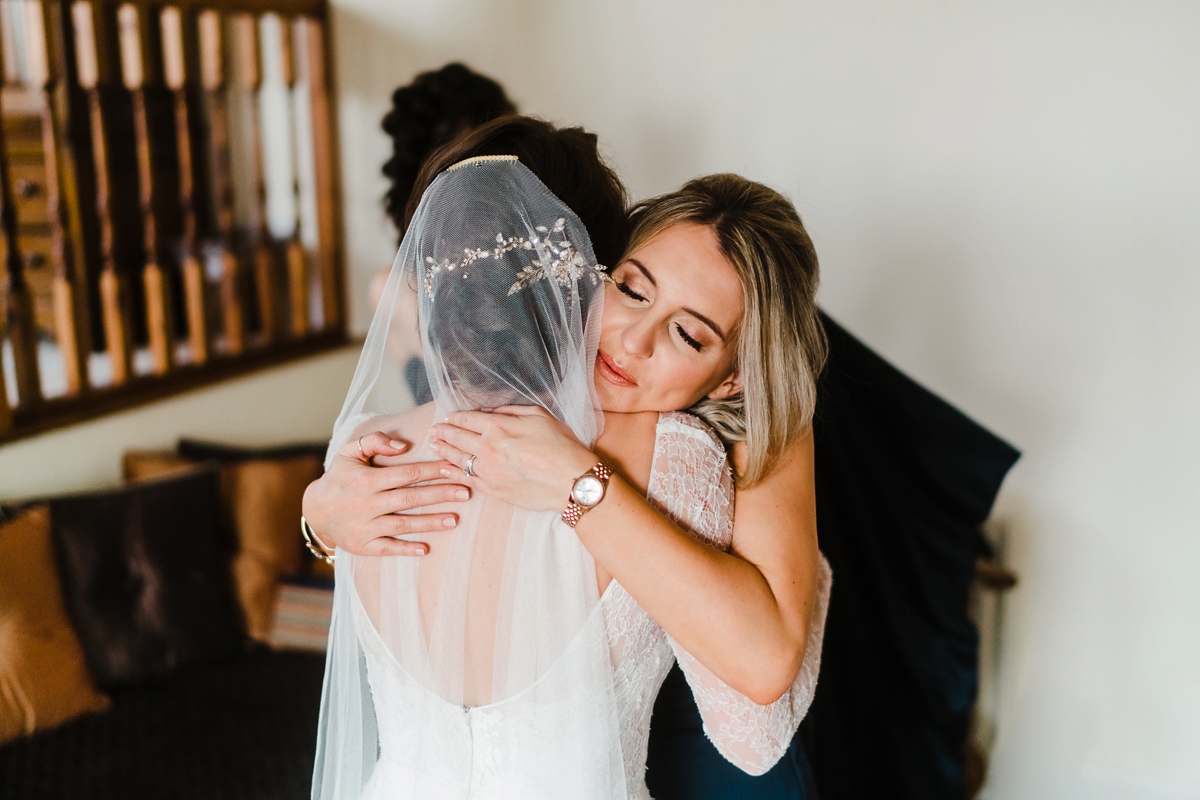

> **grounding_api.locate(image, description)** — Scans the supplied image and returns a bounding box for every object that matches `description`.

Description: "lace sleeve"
[647,412,833,776]
[667,555,832,776]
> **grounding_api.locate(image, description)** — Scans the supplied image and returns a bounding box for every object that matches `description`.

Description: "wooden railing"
[0,0,343,443]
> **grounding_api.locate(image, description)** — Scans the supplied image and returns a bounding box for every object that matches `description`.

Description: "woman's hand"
[301,431,471,557]
[429,406,598,513]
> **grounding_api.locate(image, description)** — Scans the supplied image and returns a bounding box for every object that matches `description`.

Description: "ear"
[706,370,743,401]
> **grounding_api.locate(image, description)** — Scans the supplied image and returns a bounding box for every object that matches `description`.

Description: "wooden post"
[233,12,279,345]
[198,8,242,356]
[73,0,131,385]
[295,16,337,331]
[161,5,205,365]
[30,0,89,396]
[277,15,306,338]
[0,10,43,408]
[118,2,173,375]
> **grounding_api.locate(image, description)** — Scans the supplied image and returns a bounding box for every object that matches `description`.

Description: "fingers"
[375,511,459,537]
[364,459,459,492]
[445,409,496,432]
[378,482,471,514]
[431,422,483,456]
[356,431,410,463]
[429,437,472,473]
[360,536,430,557]
[490,405,547,417]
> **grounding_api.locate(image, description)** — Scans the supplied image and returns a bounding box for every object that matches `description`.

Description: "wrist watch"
[561,460,614,528]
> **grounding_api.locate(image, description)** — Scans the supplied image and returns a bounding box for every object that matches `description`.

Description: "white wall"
[0,347,359,502]
[0,1,1194,796]
[327,1,1199,797]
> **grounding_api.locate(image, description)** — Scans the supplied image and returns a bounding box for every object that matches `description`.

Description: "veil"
[312,158,627,799]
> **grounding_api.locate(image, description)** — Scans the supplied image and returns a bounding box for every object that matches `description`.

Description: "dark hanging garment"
[801,312,1020,800]
[645,312,1019,800]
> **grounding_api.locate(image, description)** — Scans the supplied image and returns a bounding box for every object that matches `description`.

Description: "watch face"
[572,475,605,508]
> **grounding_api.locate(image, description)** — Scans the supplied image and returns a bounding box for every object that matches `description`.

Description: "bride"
[310,122,830,799]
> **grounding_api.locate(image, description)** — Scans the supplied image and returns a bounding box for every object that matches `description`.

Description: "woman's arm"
[430,408,820,705]
[581,438,819,704]
[301,431,471,557]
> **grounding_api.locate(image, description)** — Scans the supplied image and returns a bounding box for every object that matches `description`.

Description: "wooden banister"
[1,0,343,445]
[232,12,281,346]
[37,0,93,397]
[198,8,243,356]
[275,13,306,338]
[73,0,132,386]
[295,16,336,330]
[0,13,43,409]
[119,2,174,375]
[161,5,207,364]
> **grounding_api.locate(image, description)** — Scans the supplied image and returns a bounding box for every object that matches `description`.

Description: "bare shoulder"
[349,403,438,449]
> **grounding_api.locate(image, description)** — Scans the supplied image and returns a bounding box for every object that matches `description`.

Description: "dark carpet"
[0,648,326,800]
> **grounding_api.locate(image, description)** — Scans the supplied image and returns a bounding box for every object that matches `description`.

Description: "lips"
[597,350,637,387]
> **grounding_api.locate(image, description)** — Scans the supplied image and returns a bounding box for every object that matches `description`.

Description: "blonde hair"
[625,174,827,487]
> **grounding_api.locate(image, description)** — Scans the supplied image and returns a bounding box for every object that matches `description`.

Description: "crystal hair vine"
[422,217,607,298]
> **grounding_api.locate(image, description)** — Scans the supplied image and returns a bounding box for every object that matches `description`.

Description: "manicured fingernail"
[416,544,429,556]
[443,516,457,528]
[390,439,406,450]
[429,441,442,452]
[455,489,470,500]
[440,468,453,478]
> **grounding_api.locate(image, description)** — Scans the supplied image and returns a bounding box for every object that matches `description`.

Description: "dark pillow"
[50,467,245,688]
[177,438,327,463]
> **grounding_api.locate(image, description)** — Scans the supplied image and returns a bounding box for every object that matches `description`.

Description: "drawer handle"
[14,178,42,199]
[25,251,46,269]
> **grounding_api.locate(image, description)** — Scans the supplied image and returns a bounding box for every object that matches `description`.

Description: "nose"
[620,316,655,359]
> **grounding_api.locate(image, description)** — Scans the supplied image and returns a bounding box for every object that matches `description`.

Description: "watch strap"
[561,460,614,528]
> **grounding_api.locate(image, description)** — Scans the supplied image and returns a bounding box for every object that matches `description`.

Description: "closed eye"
[616,281,647,303]
[676,324,702,351]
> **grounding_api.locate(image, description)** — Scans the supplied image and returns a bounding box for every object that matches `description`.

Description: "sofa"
[0,440,333,800]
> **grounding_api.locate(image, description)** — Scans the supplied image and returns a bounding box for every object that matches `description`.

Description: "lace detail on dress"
[604,411,832,788]
[666,554,832,776]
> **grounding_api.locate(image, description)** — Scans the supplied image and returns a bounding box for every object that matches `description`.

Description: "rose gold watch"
[561,460,614,528]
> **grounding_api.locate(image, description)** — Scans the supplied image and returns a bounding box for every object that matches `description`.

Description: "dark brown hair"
[406,116,629,269]
[382,63,517,240]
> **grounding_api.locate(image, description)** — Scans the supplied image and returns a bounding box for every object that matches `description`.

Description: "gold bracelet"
[300,516,336,565]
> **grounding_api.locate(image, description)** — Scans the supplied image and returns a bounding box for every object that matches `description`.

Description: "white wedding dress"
[312,157,831,800]
[345,411,830,800]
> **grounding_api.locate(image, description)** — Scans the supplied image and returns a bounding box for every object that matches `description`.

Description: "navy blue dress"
[645,665,818,799]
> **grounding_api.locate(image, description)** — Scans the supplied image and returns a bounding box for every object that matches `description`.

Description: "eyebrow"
[629,258,657,286]
[627,258,728,342]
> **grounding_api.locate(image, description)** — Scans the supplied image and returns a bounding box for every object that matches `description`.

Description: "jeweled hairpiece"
[422,216,607,298]
[445,154,519,171]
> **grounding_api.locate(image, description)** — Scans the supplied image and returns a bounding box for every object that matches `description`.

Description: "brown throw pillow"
[0,506,110,746]
[51,468,245,687]
[122,450,323,641]
[223,457,323,639]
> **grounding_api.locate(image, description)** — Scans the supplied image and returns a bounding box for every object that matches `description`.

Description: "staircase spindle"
[277,15,306,338]
[72,0,131,385]
[233,13,279,345]
[0,8,43,408]
[294,16,336,330]
[198,8,241,355]
[31,0,88,396]
[161,5,205,365]
[118,2,173,375]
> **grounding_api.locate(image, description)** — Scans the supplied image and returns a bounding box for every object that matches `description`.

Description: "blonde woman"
[305,119,830,797]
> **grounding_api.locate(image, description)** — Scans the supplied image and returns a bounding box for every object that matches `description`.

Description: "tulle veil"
[311,157,628,799]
